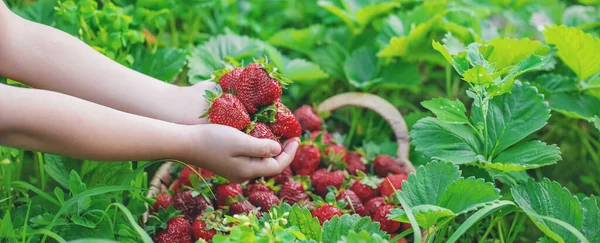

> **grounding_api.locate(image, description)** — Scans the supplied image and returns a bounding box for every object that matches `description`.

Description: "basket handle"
[317,92,416,173]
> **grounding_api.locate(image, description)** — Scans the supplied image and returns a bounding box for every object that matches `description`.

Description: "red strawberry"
[203,88,251,130]
[379,174,408,197]
[336,189,367,216]
[313,170,346,197]
[350,180,380,203]
[310,168,328,193]
[311,204,343,225]
[214,183,243,207]
[237,60,289,114]
[153,193,173,212]
[373,204,401,233]
[173,190,213,222]
[229,200,260,216]
[267,166,292,185]
[279,180,308,205]
[248,122,279,142]
[291,143,321,176]
[153,217,192,243]
[294,106,322,132]
[364,197,387,217]
[325,144,348,163]
[244,183,272,197]
[248,191,280,212]
[374,155,405,177]
[216,67,243,93]
[179,165,198,187]
[170,179,181,192]
[346,152,367,175]
[311,131,333,145]
[268,100,301,139]
[191,219,217,242]
[389,234,409,243]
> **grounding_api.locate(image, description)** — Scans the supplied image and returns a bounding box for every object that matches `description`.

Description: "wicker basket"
[144,92,418,236]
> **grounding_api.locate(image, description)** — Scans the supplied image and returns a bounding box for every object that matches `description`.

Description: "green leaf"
[438,177,501,214]
[355,2,398,27]
[338,230,390,243]
[377,36,408,57]
[288,205,322,242]
[487,141,561,171]
[379,60,422,89]
[432,41,469,75]
[131,47,188,83]
[473,81,550,157]
[544,25,600,81]
[532,74,579,94]
[462,65,493,84]
[268,25,325,54]
[283,59,329,81]
[590,116,600,132]
[309,43,348,79]
[581,195,600,242]
[512,179,584,243]
[44,154,81,188]
[322,214,386,243]
[421,98,469,124]
[410,118,481,164]
[399,161,461,207]
[0,211,15,239]
[80,161,133,187]
[482,37,549,70]
[388,205,454,229]
[344,47,380,88]
[13,0,56,25]
[547,92,600,119]
[187,33,265,83]
[446,201,516,242]
[69,171,87,195]
[318,0,398,30]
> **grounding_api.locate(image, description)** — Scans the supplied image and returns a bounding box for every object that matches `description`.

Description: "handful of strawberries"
[146,58,411,242]
[201,58,301,143]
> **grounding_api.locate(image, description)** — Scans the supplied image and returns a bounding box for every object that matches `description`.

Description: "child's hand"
[182,124,300,183]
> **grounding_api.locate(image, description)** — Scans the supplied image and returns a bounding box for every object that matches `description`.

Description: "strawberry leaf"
[421,98,469,125]
[544,25,600,81]
[288,205,322,242]
[321,214,388,243]
[131,47,188,83]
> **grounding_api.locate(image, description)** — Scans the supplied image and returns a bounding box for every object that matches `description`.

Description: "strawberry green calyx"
[254,103,278,123]
[200,85,223,118]
[145,205,182,235]
[355,171,383,189]
[254,56,292,87]
[211,57,241,82]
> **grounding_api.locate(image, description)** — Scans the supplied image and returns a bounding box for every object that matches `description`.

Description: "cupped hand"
[182,124,300,183]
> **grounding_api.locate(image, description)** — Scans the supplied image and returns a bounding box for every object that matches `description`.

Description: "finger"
[246,157,282,178]
[233,135,282,158]
[274,138,300,168]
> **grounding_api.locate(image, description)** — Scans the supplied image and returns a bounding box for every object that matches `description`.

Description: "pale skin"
[0,2,299,183]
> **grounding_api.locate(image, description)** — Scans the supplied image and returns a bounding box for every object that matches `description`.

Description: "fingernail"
[271,142,282,155]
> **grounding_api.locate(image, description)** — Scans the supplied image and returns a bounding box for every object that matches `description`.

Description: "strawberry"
[266,100,301,139]
[291,143,321,176]
[267,166,292,185]
[191,219,216,242]
[202,86,251,130]
[248,191,280,212]
[311,131,333,145]
[373,204,400,233]
[350,179,380,203]
[336,189,367,216]
[173,190,213,222]
[311,204,343,225]
[379,174,408,197]
[346,152,367,175]
[247,122,279,142]
[312,169,346,197]
[179,165,197,187]
[294,106,322,132]
[153,193,173,212]
[170,179,181,192]
[244,183,273,197]
[237,59,290,114]
[215,67,243,93]
[364,197,387,217]
[374,155,405,177]
[279,180,308,205]
[214,183,243,207]
[389,234,409,243]
[325,144,348,163]
[229,200,260,216]
[153,217,192,243]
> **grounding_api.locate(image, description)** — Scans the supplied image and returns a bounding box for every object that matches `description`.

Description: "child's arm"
[0,2,210,125]
[0,84,299,183]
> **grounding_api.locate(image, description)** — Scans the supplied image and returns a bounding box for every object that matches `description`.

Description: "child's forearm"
[0,7,209,125]
[0,84,195,162]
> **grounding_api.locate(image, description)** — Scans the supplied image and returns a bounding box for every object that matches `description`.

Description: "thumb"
[233,135,282,158]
